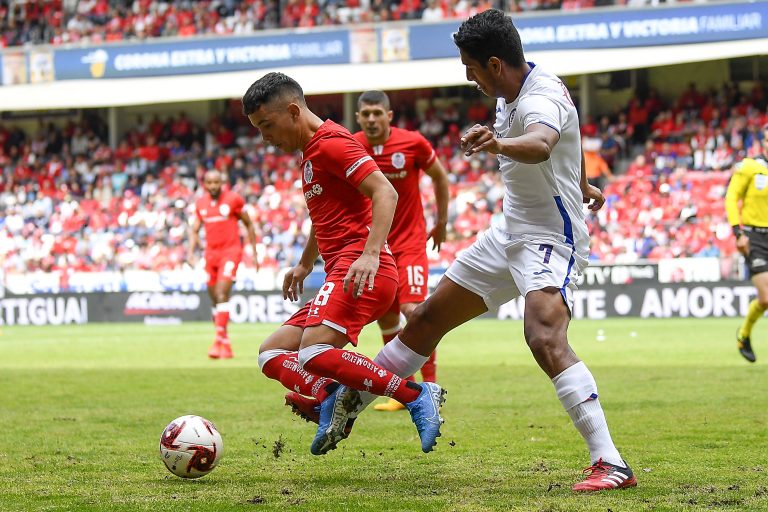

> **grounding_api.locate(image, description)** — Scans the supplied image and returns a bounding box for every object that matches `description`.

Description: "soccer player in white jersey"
[315,9,637,492]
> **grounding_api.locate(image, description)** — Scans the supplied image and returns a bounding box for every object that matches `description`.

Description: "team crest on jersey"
[755,174,767,190]
[219,204,230,216]
[391,152,406,170]
[304,160,313,183]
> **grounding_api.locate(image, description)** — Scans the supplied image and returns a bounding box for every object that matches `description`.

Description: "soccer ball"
[159,415,223,479]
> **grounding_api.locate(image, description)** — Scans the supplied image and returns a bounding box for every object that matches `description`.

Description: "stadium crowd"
[0,80,766,276]
[1,0,723,47]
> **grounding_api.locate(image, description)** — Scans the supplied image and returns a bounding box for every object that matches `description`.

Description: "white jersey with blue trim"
[492,63,589,259]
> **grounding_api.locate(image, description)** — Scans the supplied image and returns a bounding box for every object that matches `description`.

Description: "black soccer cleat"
[737,330,756,363]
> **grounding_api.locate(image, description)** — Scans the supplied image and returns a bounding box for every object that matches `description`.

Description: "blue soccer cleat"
[405,382,447,453]
[310,386,361,456]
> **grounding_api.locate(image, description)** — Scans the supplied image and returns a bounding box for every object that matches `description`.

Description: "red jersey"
[353,127,437,255]
[194,190,245,252]
[301,120,397,279]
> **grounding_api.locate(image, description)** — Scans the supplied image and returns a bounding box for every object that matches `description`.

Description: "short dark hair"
[357,90,390,110]
[242,72,305,116]
[453,9,525,69]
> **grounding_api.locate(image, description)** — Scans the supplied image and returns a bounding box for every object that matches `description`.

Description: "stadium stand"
[0,0,727,48]
[0,78,765,277]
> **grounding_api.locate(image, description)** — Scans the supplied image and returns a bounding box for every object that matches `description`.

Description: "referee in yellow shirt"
[725,124,768,362]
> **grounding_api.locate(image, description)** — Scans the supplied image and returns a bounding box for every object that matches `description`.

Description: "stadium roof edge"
[3,37,766,111]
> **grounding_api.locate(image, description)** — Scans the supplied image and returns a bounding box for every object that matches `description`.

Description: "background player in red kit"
[354,90,450,412]
[187,169,259,359]
[243,72,446,455]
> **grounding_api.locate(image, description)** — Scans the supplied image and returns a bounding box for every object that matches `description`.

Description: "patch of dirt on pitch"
[530,461,550,473]
[709,498,745,508]
[247,495,265,505]
[272,436,285,458]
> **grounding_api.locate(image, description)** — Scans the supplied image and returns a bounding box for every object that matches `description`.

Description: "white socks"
[552,361,623,466]
[356,336,428,410]
[257,349,292,370]
[297,344,334,367]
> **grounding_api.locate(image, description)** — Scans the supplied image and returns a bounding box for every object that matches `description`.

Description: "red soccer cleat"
[285,391,321,424]
[218,342,233,359]
[572,459,637,492]
[208,341,221,359]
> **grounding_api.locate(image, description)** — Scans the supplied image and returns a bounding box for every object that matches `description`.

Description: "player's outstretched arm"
[186,216,202,266]
[238,210,261,272]
[424,159,450,251]
[283,225,318,301]
[344,171,398,298]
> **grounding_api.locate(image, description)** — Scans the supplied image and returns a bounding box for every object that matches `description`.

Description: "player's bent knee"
[757,291,768,309]
[258,349,290,373]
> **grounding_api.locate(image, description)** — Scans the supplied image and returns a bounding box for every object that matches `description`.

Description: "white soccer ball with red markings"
[159,415,223,479]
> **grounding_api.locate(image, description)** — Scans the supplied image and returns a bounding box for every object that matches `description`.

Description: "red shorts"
[386,250,429,315]
[205,249,242,287]
[282,261,398,346]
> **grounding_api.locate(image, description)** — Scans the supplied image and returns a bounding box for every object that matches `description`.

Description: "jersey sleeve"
[321,135,381,188]
[725,160,755,226]
[412,131,437,169]
[517,92,567,136]
[230,193,245,217]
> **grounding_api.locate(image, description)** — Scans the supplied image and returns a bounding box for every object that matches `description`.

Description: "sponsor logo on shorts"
[533,269,553,276]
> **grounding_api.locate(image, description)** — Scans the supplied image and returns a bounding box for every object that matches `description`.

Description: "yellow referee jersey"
[725,156,768,228]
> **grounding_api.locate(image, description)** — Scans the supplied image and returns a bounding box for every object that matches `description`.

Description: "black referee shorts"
[746,228,768,276]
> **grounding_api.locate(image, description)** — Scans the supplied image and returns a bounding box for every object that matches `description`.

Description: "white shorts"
[445,227,587,312]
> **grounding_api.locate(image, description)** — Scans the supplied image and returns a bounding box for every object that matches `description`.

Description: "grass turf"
[1,317,767,511]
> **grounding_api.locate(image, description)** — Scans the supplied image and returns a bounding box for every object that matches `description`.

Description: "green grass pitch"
[1,317,767,511]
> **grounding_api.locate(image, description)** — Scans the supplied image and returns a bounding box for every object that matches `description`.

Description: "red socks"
[214,302,230,343]
[420,351,437,383]
[303,348,421,405]
[261,352,333,402]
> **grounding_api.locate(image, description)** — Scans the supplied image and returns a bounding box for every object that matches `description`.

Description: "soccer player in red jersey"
[187,169,259,359]
[243,72,446,455]
[353,90,450,411]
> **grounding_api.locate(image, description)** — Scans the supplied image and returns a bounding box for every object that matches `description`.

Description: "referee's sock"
[739,299,767,339]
